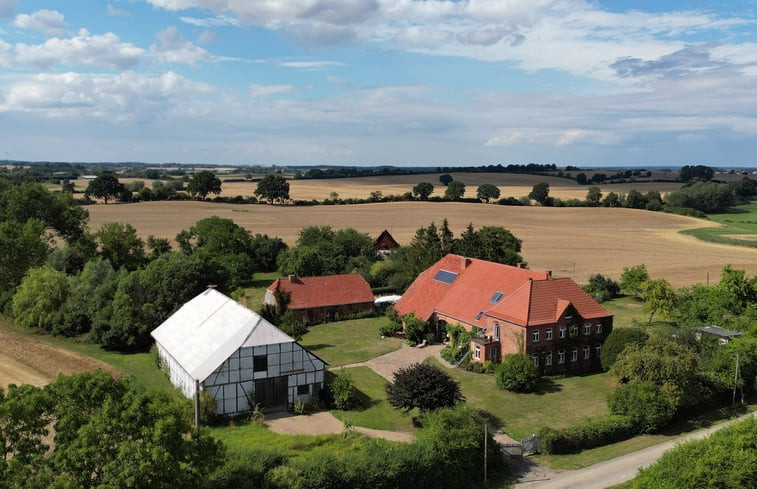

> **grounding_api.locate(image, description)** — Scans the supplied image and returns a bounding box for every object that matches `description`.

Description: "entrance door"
[255,377,289,409]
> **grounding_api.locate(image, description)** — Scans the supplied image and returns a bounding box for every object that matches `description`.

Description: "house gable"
[267,274,374,310]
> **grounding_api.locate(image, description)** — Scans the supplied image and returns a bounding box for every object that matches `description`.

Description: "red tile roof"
[395,254,612,327]
[267,274,374,310]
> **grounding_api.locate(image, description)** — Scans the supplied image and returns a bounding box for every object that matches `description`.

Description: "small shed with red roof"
[395,254,613,373]
[264,274,375,324]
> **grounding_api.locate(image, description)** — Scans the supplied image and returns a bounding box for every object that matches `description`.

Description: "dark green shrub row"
[538,414,636,454]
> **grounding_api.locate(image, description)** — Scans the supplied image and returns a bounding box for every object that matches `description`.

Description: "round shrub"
[607,380,678,433]
[495,354,539,393]
[600,327,649,370]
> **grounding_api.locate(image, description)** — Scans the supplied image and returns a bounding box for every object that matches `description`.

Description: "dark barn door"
[255,377,288,409]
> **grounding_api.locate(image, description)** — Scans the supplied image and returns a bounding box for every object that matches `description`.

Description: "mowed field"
[86,200,757,287]
[67,172,691,201]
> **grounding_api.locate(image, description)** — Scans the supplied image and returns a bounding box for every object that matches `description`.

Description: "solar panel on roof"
[433,269,458,284]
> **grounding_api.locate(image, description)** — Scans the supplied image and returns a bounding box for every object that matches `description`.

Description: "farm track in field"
[86,200,757,287]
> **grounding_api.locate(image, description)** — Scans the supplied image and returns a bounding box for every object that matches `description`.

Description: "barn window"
[297,385,309,396]
[253,355,268,372]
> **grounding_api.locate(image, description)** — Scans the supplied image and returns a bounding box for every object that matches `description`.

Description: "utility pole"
[733,352,741,407]
[194,379,201,427]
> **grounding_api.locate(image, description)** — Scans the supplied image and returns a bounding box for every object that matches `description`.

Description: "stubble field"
[86,200,757,287]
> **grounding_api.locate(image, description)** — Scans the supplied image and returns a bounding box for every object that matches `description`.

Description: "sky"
[1,1,757,167]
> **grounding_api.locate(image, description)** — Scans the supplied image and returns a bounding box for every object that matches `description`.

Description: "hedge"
[539,415,637,454]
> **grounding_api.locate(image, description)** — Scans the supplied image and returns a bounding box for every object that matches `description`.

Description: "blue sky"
[1,1,757,167]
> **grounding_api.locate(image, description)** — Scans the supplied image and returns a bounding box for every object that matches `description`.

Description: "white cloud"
[278,60,343,69]
[249,84,294,98]
[106,4,132,17]
[151,26,212,65]
[0,71,211,120]
[485,128,621,147]
[197,30,216,44]
[179,14,239,27]
[0,0,18,18]
[14,29,144,70]
[14,9,67,35]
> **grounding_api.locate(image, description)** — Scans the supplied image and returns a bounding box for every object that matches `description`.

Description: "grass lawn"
[239,271,282,310]
[599,296,674,331]
[330,366,415,432]
[425,357,615,440]
[299,317,403,366]
[681,201,757,249]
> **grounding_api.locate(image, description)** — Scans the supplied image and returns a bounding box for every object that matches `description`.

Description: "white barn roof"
[151,288,294,382]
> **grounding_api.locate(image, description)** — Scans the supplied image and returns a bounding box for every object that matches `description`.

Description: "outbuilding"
[152,288,325,415]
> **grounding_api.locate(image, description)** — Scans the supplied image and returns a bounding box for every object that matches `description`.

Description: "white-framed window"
[532,330,540,342]
[571,347,578,362]
[583,345,590,359]
[596,322,603,334]
[558,349,565,364]
[545,351,553,366]
[571,325,578,337]
[546,328,553,341]
[474,345,481,360]
[532,354,539,367]
[565,313,573,320]
[559,326,566,339]
[493,322,500,340]
[595,344,602,357]
[584,323,591,335]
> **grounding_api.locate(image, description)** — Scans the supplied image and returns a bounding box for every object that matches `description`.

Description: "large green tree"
[476,183,500,203]
[412,181,434,200]
[444,180,466,200]
[640,278,676,324]
[85,174,125,204]
[620,264,649,297]
[11,266,69,331]
[529,182,550,205]
[0,219,49,297]
[96,222,146,271]
[187,170,222,200]
[0,182,88,239]
[386,363,464,413]
[254,174,290,204]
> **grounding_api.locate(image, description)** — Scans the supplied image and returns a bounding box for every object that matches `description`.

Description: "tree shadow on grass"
[302,343,333,352]
[353,387,381,410]
[659,404,750,436]
[533,378,563,395]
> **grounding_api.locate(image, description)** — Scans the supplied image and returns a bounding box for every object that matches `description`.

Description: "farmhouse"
[152,288,325,415]
[264,274,374,324]
[374,229,400,256]
[395,254,613,373]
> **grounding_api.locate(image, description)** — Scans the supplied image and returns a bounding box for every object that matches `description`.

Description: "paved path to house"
[264,411,413,442]
[333,343,446,381]
[513,410,757,489]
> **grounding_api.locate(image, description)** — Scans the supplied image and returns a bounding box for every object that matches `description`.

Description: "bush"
[278,311,307,340]
[539,415,637,454]
[386,363,464,413]
[495,354,539,393]
[600,327,649,370]
[583,273,621,303]
[402,313,428,345]
[607,381,677,434]
[378,321,400,337]
[328,371,357,410]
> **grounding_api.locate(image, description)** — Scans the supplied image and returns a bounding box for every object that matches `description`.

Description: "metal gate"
[521,434,541,455]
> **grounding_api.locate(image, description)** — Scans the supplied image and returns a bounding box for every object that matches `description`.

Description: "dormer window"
[475,311,484,320]
[489,291,505,303]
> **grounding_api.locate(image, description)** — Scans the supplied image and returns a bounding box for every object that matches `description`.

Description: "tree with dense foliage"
[602,191,622,207]
[585,186,602,206]
[640,278,676,323]
[386,363,464,413]
[607,380,677,433]
[679,164,714,182]
[476,183,500,203]
[402,313,428,345]
[412,181,434,200]
[600,327,648,370]
[633,416,757,489]
[85,174,125,204]
[249,233,288,272]
[0,219,49,299]
[277,225,371,277]
[187,170,222,200]
[529,182,550,205]
[0,371,224,489]
[254,174,290,204]
[328,371,357,410]
[0,182,88,239]
[620,264,649,297]
[444,180,466,200]
[96,222,146,271]
[625,189,647,209]
[575,173,587,185]
[456,224,523,266]
[495,354,540,393]
[666,181,735,213]
[583,273,621,303]
[439,173,453,186]
[11,266,69,331]
[95,253,214,350]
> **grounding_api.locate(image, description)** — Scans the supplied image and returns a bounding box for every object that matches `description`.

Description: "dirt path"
[513,410,757,489]
[265,411,414,442]
[0,326,120,388]
[335,343,445,381]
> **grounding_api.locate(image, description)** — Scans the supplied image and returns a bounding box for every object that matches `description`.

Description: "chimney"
[461,257,472,269]
[546,270,552,279]
[288,274,297,283]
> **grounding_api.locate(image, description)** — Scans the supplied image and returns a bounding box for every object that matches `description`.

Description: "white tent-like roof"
[151,288,294,382]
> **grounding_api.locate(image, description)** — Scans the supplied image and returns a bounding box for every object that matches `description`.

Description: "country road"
[514,410,757,489]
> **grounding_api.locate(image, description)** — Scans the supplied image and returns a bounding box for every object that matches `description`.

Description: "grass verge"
[680,201,757,249]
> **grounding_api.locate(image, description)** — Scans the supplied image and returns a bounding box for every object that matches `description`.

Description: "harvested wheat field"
[0,326,120,389]
[87,201,757,287]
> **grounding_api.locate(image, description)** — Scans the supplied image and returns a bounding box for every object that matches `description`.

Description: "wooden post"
[194,379,201,427]
[484,421,488,485]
